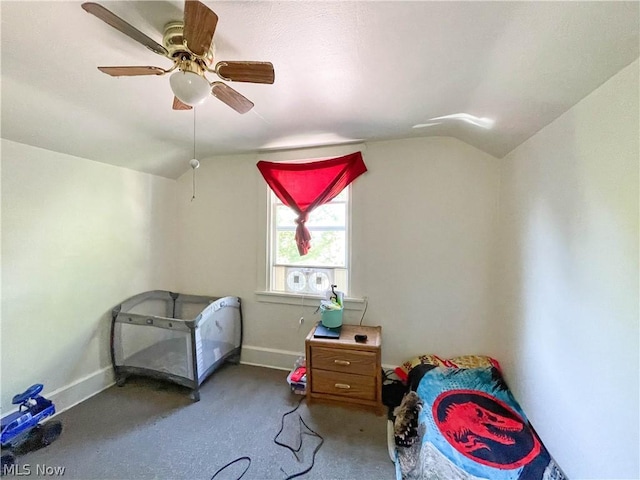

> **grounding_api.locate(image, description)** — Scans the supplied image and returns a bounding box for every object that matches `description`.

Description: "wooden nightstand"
[305,324,383,415]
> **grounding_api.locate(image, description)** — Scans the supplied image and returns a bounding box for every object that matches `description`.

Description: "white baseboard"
[36,349,301,417]
[239,344,397,373]
[240,345,303,371]
[23,349,396,416]
[44,352,293,416]
[46,366,115,417]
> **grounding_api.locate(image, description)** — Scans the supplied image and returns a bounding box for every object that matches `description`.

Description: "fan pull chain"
[191,107,197,202]
[192,167,197,202]
[193,106,196,160]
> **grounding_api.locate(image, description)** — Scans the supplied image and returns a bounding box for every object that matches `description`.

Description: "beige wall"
[497,60,639,478]
[1,59,637,479]
[1,140,178,412]
[174,61,640,478]
[175,137,501,368]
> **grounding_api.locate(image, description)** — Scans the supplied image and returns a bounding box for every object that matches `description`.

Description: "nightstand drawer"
[312,369,376,400]
[311,347,377,376]
[305,324,383,415]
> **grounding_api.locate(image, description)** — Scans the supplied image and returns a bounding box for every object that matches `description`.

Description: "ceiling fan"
[81,1,274,114]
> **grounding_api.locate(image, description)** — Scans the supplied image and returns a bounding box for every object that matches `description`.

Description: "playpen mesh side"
[113,322,194,380]
[175,294,215,320]
[112,293,242,385]
[195,298,242,381]
[121,291,175,317]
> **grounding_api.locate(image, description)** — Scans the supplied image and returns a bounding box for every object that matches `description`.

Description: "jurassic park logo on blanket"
[432,390,541,469]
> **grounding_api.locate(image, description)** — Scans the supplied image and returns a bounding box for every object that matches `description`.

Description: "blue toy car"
[1,384,62,473]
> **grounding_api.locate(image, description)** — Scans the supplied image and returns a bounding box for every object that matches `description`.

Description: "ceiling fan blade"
[183,0,218,57]
[211,82,254,114]
[173,97,193,110]
[215,62,275,84]
[98,66,166,77]
[81,2,168,57]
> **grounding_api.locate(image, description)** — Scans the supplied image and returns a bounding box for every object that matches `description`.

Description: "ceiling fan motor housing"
[163,21,215,66]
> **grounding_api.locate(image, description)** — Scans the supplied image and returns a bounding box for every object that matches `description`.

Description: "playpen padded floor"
[123,337,236,380]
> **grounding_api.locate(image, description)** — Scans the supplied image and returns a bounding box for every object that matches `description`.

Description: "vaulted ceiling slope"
[1,1,638,179]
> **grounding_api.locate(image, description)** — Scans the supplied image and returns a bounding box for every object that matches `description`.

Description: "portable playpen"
[111,291,242,401]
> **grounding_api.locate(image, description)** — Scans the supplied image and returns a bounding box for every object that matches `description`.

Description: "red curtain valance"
[257,152,367,256]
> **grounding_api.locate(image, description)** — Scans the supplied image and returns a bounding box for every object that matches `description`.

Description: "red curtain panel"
[257,152,367,255]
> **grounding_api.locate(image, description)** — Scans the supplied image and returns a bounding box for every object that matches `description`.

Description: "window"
[269,188,349,296]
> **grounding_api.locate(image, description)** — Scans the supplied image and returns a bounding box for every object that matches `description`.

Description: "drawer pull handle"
[334,383,351,389]
[334,360,351,366]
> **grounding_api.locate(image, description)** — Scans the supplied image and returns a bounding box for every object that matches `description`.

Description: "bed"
[391,355,567,480]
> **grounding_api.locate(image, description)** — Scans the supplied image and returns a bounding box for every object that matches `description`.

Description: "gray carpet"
[15,364,396,480]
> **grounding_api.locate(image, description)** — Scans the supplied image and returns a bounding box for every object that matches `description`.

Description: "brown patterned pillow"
[448,355,501,371]
[399,354,501,375]
[399,354,446,376]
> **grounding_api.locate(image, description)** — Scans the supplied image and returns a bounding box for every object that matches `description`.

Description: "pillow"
[399,354,501,376]
[449,355,502,371]
[400,354,446,375]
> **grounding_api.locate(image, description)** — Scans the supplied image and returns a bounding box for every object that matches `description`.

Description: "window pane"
[275,231,298,263]
[333,189,348,202]
[270,188,349,295]
[276,203,345,229]
[276,205,296,228]
[306,203,346,228]
[275,230,346,267]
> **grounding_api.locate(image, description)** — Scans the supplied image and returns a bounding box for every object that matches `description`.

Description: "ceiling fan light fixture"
[170,70,210,106]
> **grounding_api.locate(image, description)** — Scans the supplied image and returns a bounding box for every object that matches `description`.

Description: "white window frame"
[267,188,351,297]
[254,145,366,308]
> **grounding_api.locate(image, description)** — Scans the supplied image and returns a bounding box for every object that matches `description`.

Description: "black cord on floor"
[210,396,324,480]
[274,396,324,480]
[274,395,306,454]
[210,456,250,480]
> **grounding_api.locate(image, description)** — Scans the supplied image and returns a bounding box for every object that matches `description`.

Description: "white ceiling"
[2,1,638,179]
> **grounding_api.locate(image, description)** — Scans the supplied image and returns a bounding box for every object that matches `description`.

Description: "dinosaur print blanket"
[394,365,567,480]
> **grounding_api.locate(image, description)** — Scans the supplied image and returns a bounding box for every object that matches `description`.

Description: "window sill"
[254,291,365,311]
